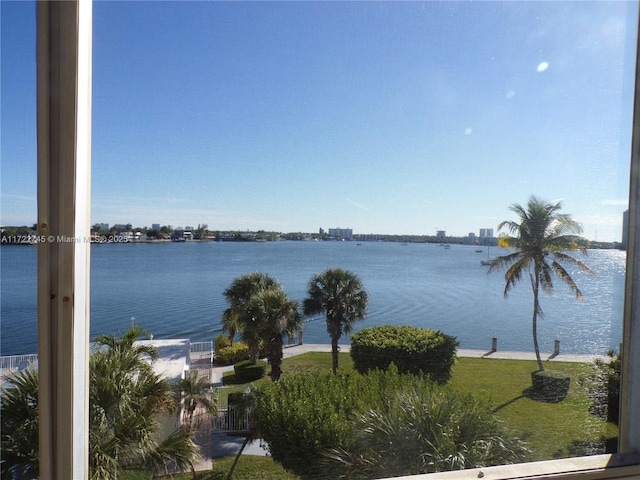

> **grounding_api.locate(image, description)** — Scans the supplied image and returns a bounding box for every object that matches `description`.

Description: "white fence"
[0,354,39,375]
[211,405,251,433]
[190,341,213,354]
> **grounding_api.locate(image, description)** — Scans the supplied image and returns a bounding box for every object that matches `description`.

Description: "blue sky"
[2,1,637,241]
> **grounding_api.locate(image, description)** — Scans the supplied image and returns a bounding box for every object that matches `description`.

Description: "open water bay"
[1,241,625,356]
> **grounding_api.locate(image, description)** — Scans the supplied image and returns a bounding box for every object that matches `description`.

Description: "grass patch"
[449,357,617,460]
[280,351,354,374]
[164,456,300,479]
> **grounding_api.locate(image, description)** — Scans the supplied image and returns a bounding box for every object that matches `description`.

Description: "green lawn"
[170,352,617,479]
[449,357,617,460]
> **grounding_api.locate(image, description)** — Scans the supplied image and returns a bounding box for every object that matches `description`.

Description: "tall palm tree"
[242,289,302,380]
[177,370,216,428]
[303,268,369,373]
[488,196,593,371]
[222,272,281,344]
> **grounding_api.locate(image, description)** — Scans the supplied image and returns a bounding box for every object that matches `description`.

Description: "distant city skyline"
[2,2,636,242]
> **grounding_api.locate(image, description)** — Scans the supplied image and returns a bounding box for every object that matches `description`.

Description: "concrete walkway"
[282,343,610,364]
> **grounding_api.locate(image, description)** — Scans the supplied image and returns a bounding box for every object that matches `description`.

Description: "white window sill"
[389,454,640,480]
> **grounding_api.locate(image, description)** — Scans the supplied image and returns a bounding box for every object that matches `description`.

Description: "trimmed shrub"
[234,359,267,382]
[531,370,571,402]
[350,325,459,384]
[215,342,249,366]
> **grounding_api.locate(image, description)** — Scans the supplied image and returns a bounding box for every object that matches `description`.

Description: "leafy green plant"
[215,342,250,366]
[350,325,458,384]
[324,388,530,479]
[606,352,621,424]
[214,334,232,351]
[585,351,621,424]
[0,367,39,479]
[1,327,200,480]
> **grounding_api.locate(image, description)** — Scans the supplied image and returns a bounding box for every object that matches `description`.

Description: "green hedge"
[215,342,249,366]
[234,360,267,382]
[350,325,458,384]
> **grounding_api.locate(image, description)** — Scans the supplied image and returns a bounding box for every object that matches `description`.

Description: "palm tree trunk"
[532,274,544,371]
[331,337,339,374]
[270,337,283,381]
[227,435,251,480]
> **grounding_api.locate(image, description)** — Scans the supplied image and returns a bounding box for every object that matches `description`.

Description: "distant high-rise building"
[152,223,160,230]
[436,230,446,239]
[479,228,495,246]
[328,227,353,240]
[479,228,493,238]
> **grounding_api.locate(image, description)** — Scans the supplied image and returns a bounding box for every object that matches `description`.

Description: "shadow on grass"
[522,385,568,404]
[492,394,526,413]
[552,436,618,459]
[493,386,568,413]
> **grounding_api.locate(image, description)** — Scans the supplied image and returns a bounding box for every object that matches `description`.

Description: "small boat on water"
[480,246,495,265]
[475,249,483,253]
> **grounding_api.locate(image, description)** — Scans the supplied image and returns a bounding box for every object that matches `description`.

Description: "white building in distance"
[328,227,353,240]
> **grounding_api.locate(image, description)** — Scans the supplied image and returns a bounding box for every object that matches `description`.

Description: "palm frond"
[550,260,584,300]
[501,257,530,298]
[144,427,200,476]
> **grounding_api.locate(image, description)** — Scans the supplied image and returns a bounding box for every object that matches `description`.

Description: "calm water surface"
[0,241,625,356]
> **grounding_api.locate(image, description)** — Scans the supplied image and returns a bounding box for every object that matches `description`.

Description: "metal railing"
[0,354,39,373]
[190,341,213,354]
[211,405,251,433]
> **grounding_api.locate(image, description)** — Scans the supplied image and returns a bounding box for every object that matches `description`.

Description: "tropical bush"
[350,325,459,384]
[606,353,621,424]
[214,333,232,351]
[215,341,250,365]
[0,327,200,480]
[325,388,530,479]
[586,352,621,424]
[0,367,39,480]
[251,367,528,479]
